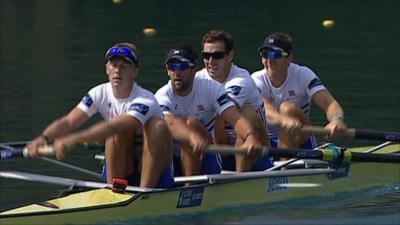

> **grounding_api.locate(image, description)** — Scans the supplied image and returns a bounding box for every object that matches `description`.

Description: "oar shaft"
[352,129,400,141]
[207,145,400,163]
[350,152,400,163]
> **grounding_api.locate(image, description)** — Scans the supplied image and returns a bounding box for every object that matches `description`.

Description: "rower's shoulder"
[195,68,210,79]
[155,82,170,94]
[134,84,157,99]
[251,69,265,79]
[289,63,316,76]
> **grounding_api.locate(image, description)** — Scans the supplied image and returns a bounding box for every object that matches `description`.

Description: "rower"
[252,32,347,152]
[26,42,174,188]
[155,44,264,176]
[196,29,272,172]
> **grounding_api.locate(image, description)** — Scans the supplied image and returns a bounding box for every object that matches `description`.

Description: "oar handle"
[301,125,355,137]
[1,145,55,159]
[22,145,55,157]
[207,145,267,156]
[301,125,400,141]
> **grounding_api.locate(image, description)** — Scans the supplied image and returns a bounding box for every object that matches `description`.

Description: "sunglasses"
[202,51,226,60]
[260,50,288,59]
[105,46,138,64]
[166,63,191,71]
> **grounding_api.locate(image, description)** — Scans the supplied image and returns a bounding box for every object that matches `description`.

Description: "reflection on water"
[117,186,400,225]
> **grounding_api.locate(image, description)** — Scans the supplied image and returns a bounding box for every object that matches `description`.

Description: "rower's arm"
[312,89,347,135]
[66,115,141,144]
[262,99,302,129]
[221,106,262,156]
[262,99,282,126]
[221,106,258,142]
[41,107,89,143]
[163,114,196,143]
[50,115,141,159]
[312,89,344,122]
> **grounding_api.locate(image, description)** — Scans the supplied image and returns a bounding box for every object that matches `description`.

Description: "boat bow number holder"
[177,186,204,208]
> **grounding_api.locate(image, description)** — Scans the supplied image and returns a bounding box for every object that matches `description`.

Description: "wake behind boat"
[0,141,399,225]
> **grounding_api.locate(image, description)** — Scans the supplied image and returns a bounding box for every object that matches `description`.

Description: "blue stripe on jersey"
[308,78,323,89]
[301,103,310,110]
[256,105,267,125]
[204,117,216,129]
[160,104,170,112]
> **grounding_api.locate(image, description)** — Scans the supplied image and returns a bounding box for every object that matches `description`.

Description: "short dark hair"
[201,29,234,53]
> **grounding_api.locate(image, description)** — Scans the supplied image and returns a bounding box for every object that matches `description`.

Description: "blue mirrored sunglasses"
[260,50,288,59]
[105,47,138,64]
[166,63,191,71]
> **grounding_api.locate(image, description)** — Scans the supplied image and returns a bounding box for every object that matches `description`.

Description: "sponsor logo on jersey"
[308,78,323,90]
[217,93,232,106]
[82,94,93,108]
[160,105,170,112]
[288,90,296,96]
[129,103,149,116]
[197,104,205,112]
[226,86,242,96]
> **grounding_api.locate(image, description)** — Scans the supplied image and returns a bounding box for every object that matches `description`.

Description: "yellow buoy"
[322,19,335,28]
[112,0,123,3]
[143,28,157,37]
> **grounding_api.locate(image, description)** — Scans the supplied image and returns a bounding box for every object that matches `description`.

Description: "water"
[1,0,399,224]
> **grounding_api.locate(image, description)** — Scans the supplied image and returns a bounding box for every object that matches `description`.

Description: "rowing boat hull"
[1,144,399,224]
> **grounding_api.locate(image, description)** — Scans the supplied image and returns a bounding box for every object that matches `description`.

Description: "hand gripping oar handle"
[301,125,400,142]
[1,145,54,159]
[23,145,54,157]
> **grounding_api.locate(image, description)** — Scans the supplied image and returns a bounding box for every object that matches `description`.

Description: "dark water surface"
[1,0,399,224]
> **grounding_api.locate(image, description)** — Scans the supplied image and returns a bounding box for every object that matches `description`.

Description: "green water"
[1,0,399,224]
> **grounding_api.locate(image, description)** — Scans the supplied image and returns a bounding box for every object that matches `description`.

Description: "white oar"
[174,168,335,184]
[0,145,53,159]
[0,171,162,193]
[1,145,103,180]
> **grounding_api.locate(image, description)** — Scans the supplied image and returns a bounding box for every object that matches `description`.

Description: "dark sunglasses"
[260,50,289,59]
[105,47,138,64]
[166,63,191,71]
[202,51,226,60]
